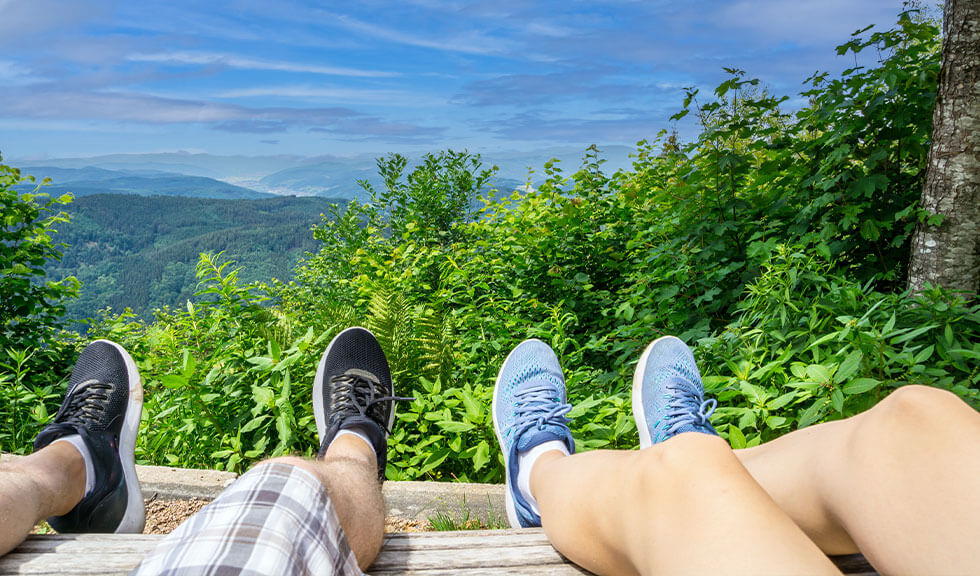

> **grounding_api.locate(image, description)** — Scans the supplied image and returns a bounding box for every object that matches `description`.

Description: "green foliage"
[0,157,80,452]
[700,246,979,447]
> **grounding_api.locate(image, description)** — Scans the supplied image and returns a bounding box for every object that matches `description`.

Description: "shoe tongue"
[516,426,569,452]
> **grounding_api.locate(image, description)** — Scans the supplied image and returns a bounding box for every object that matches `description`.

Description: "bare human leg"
[737,385,980,575]
[0,443,86,556]
[265,434,385,571]
[530,433,841,576]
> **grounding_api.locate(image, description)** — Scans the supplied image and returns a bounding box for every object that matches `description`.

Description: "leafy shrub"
[0,157,80,452]
[700,246,979,448]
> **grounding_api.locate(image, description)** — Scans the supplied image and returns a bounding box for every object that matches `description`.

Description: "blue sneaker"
[632,336,718,448]
[492,339,575,528]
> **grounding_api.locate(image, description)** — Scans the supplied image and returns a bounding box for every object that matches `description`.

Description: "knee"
[871,385,964,431]
[635,433,738,489]
[853,385,973,455]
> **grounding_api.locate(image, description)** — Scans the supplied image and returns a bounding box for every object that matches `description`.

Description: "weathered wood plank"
[0,531,877,575]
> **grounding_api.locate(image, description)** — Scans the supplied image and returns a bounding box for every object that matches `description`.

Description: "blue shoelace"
[664,377,717,436]
[507,382,572,514]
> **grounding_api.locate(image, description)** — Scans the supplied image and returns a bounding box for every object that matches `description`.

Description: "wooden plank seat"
[0,529,876,575]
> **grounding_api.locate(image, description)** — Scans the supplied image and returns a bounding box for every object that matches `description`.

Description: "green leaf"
[739,381,770,405]
[472,440,490,471]
[436,420,474,433]
[768,391,797,411]
[160,375,187,389]
[240,415,269,434]
[806,364,832,384]
[798,400,825,428]
[460,387,481,422]
[913,344,934,364]
[842,378,880,395]
[830,388,844,413]
[728,424,747,449]
[252,386,274,407]
[835,350,863,383]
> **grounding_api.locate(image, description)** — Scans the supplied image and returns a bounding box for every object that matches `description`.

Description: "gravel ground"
[143,497,431,534]
[32,498,433,535]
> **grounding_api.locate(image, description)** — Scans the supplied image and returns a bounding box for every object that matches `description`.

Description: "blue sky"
[1,0,911,160]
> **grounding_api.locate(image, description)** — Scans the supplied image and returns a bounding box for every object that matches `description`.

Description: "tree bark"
[908,0,980,296]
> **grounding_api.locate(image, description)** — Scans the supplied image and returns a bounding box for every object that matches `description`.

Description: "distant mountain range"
[15,146,636,200]
[19,166,274,200]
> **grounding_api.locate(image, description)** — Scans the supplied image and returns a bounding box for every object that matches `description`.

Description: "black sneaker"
[33,340,145,533]
[313,327,412,481]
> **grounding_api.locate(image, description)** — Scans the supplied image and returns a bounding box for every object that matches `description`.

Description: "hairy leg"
[530,433,840,576]
[0,444,86,556]
[267,434,384,571]
[737,385,980,574]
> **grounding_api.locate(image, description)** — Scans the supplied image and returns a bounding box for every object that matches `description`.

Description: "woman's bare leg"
[736,385,980,574]
[530,433,840,576]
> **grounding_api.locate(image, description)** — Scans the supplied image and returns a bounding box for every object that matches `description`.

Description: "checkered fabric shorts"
[132,462,362,576]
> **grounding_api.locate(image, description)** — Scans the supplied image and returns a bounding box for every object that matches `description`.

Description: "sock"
[334,429,377,456]
[52,435,95,497]
[516,440,569,515]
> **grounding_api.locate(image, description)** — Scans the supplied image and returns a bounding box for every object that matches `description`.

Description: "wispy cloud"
[217,85,444,107]
[0,86,443,141]
[323,11,516,56]
[128,52,399,78]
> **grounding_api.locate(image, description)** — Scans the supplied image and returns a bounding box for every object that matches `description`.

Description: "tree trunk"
[907,0,980,296]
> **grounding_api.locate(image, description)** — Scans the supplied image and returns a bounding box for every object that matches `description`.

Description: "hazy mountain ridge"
[19,166,274,199]
[16,146,637,200]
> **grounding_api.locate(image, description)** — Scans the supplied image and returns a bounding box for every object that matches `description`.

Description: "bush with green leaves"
[0,157,80,453]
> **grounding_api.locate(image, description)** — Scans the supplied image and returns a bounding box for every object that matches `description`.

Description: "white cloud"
[0,60,43,85]
[217,85,444,107]
[128,51,400,78]
[716,0,905,46]
[324,11,516,55]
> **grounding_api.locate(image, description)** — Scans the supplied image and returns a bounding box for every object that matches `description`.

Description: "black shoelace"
[330,369,414,434]
[59,380,113,428]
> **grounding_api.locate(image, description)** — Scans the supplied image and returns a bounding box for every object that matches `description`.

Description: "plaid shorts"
[132,462,362,576]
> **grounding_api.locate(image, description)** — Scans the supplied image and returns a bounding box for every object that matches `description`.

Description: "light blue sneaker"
[632,336,718,448]
[492,339,575,528]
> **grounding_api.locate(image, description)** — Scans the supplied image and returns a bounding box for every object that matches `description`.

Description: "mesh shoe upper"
[314,327,411,481]
[492,339,575,528]
[633,336,718,448]
[33,340,143,533]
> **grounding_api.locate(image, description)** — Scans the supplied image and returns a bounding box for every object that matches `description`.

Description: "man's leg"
[0,444,86,555]
[0,340,144,556]
[736,384,980,575]
[135,326,407,575]
[492,338,838,576]
[268,434,385,568]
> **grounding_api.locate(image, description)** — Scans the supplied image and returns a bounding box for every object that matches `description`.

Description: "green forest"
[43,194,339,322]
[2,13,978,482]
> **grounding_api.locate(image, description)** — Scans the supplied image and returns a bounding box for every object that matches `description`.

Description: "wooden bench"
[1,530,875,575]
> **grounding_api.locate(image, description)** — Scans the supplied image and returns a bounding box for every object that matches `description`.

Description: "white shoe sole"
[632,335,682,450]
[94,339,145,533]
[491,339,546,529]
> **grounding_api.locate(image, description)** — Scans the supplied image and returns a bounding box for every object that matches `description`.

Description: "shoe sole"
[313,327,396,444]
[491,339,544,529]
[94,339,145,533]
[631,335,682,450]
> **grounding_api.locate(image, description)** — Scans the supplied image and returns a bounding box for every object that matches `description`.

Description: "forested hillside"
[44,194,341,321]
